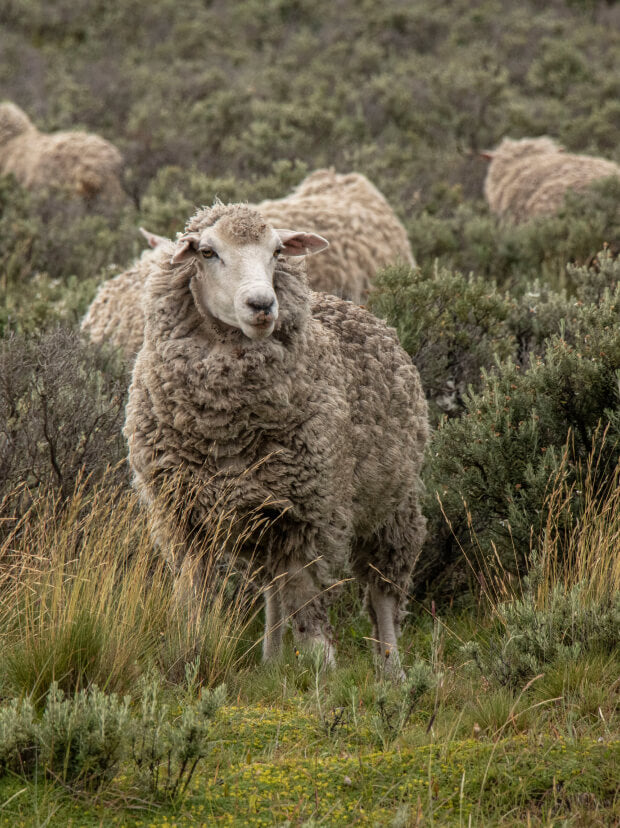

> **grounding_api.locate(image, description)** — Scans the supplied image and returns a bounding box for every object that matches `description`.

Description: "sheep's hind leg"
[262,582,285,660]
[367,583,405,680]
[277,560,335,668]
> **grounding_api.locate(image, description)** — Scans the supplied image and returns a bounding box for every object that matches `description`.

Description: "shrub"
[130,674,226,799]
[38,682,131,789]
[369,263,515,422]
[419,278,620,592]
[0,677,226,797]
[462,583,620,688]
[0,327,129,513]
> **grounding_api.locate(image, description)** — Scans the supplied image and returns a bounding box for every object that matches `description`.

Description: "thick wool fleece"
[124,204,428,645]
[81,247,157,359]
[0,102,125,205]
[258,168,415,303]
[484,137,620,224]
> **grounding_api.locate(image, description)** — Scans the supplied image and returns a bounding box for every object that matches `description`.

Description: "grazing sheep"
[258,168,415,303]
[0,101,126,206]
[483,136,620,224]
[124,202,428,674]
[81,169,415,360]
[81,228,166,359]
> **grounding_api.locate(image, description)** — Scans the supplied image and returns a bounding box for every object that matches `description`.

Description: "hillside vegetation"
[0,0,619,824]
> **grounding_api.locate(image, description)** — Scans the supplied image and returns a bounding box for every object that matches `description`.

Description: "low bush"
[0,677,225,796]
[0,327,129,513]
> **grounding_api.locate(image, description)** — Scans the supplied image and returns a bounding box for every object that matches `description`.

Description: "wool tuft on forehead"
[184,202,269,242]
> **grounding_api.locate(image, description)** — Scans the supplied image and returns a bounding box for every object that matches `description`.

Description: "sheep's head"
[171,205,328,341]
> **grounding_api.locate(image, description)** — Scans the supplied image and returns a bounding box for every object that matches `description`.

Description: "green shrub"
[462,583,620,687]
[369,263,515,422]
[369,660,437,749]
[38,682,131,789]
[130,674,226,799]
[0,678,226,796]
[421,282,620,590]
[0,697,37,776]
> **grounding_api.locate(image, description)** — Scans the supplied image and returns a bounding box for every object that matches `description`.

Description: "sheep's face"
[171,211,328,341]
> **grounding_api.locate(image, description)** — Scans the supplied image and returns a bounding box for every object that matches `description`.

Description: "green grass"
[0,676,617,826]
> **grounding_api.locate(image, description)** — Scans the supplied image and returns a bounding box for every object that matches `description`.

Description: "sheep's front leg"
[262,582,285,660]
[277,561,335,667]
[367,584,405,679]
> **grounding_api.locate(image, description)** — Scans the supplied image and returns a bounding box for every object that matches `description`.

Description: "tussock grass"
[535,429,620,608]
[0,473,262,702]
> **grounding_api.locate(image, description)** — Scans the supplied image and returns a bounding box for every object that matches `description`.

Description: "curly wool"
[81,246,158,359]
[0,102,126,205]
[124,203,428,643]
[484,136,620,224]
[258,168,415,303]
[81,169,415,360]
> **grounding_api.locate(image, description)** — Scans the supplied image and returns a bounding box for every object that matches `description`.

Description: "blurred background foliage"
[1,0,619,602]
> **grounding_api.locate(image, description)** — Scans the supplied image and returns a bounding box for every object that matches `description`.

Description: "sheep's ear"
[140,227,168,249]
[479,151,494,161]
[275,229,329,257]
[171,233,200,264]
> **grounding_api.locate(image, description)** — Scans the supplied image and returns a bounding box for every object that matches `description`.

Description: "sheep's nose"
[246,297,276,314]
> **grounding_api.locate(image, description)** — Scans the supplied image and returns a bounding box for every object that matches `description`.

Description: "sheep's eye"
[273,247,282,258]
[201,248,217,259]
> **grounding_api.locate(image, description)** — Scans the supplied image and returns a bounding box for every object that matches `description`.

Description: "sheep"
[81,169,415,360]
[0,101,126,206]
[257,168,415,303]
[483,136,620,224]
[123,202,428,675]
[81,228,166,360]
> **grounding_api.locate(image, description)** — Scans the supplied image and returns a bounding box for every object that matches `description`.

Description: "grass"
[0,461,618,826]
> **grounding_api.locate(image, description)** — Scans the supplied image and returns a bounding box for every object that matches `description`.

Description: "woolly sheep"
[483,136,620,224]
[81,169,415,359]
[124,202,428,674]
[81,228,166,359]
[0,101,126,206]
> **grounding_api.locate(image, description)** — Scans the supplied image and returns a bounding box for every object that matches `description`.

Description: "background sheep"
[81,228,165,359]
[124,203,428,674]
[483,136,620,224]
[0,101,127,207]
[81,169,415,359]
[258,168,415,303]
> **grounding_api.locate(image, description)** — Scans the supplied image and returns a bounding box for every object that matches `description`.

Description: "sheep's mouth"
[242,316,276,340]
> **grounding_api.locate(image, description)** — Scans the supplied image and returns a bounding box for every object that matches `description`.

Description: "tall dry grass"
[440,427,620,614]
[0,471,265,702]
[534,430,620,608]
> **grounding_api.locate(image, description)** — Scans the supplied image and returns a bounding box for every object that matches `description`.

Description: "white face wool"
[172,217,328,341]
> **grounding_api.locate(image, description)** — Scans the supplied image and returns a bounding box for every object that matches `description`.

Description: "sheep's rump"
[484,136,620,224]
[81,248,156,359]
[0,101,125,205]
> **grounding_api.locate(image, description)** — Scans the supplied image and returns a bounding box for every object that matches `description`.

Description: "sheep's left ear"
[140,226,168,249]
[171,233,200,264]
[275,229,329,257]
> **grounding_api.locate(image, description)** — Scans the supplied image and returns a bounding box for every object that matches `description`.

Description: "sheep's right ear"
[140,226,168,249]
[479,151,494,161]
[171,233,200,264]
